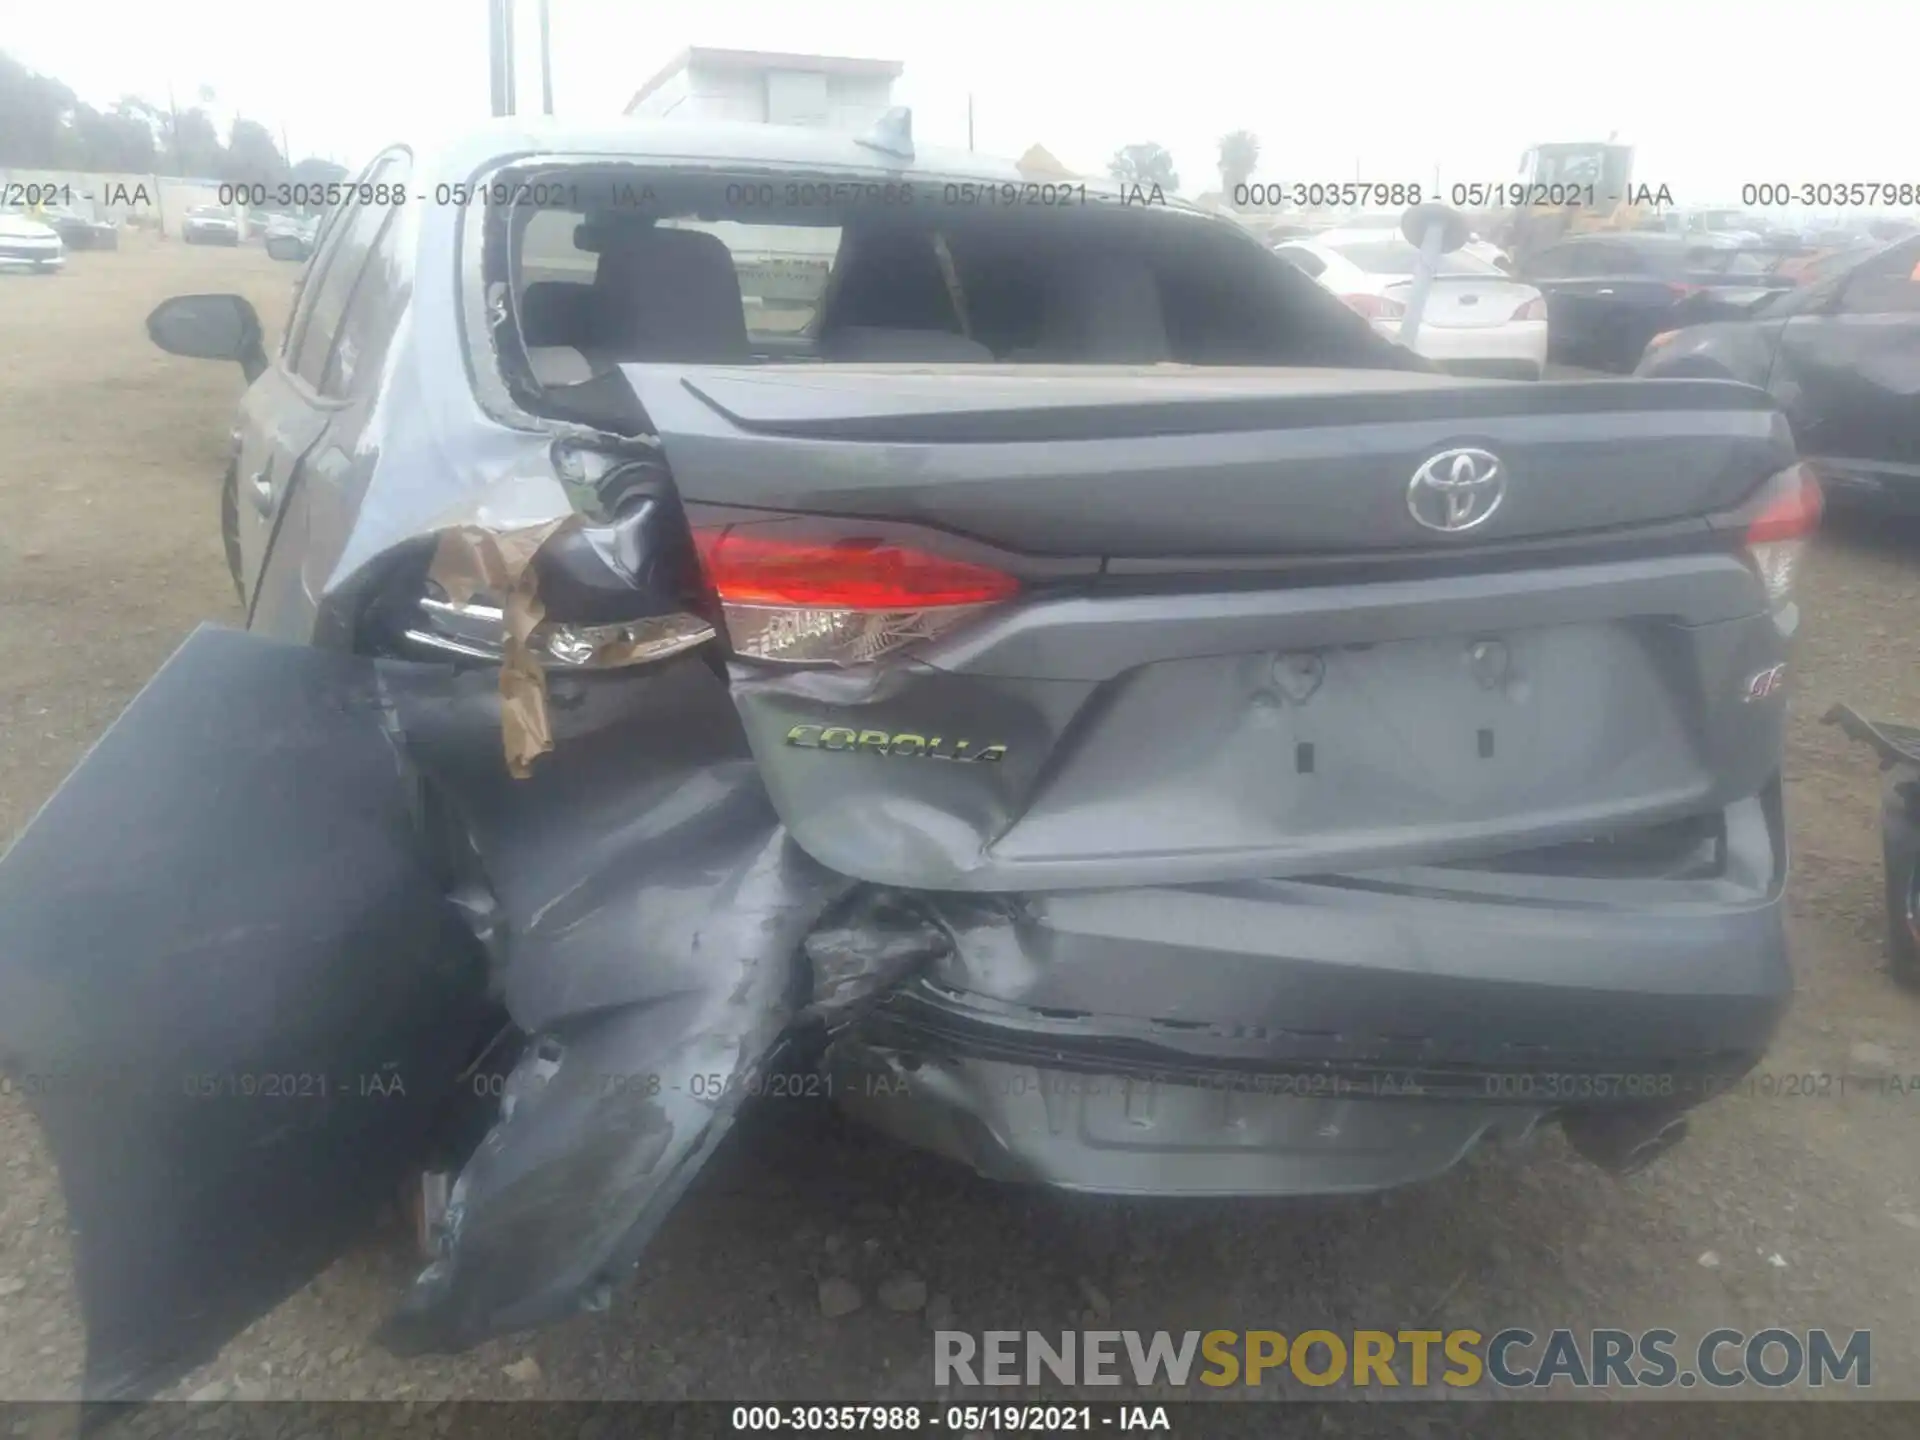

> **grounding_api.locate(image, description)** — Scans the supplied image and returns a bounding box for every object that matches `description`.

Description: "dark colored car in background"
[1639,236,1920,511]
[39,203,119,250]
[181,204,241,246]
[1522,233,1795,372]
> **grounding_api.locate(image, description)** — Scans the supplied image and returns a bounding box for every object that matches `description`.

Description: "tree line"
[0,50,341,186]
[1107,130,1267,204]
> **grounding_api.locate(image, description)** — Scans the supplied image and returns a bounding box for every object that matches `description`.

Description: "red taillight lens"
[694,525,1020,665]
[1340,292,1406,321]
[1512,295,1548,321]
[1744,464,1823,609]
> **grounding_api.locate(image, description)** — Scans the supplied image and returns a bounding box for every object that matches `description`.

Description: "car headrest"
[590,227,750,363]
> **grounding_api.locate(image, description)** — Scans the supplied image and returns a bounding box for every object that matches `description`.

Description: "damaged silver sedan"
[0,115,1812,1399]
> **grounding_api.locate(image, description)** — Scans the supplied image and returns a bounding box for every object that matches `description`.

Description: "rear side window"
[287,155,406,389]
[1839,242,1920,315]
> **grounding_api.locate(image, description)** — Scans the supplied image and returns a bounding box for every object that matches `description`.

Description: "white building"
[624,48,903,132]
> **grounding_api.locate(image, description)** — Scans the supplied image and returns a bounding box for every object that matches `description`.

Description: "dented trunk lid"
[623,363,1795,892]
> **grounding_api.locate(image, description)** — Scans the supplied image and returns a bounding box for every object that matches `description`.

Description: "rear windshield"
[1324,240,1501,277]
[483,163,1416,399]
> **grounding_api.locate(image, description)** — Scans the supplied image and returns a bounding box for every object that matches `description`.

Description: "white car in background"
[181,205,242,246]
[0,208,65,272]
[1274,228,1547,379]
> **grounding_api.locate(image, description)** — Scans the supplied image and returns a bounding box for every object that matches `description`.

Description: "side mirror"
[146,294,267,382]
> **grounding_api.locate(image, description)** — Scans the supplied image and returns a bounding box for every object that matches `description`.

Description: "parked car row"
[1267,215,1919,519]
[1522,233,1794,372]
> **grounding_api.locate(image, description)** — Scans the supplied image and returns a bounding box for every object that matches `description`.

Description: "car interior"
[496,177,1422,420]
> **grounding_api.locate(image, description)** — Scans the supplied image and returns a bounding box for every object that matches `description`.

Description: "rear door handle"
[248,468,274,516]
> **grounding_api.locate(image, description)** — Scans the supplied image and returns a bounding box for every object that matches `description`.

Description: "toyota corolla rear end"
[454,162,1817,1200]
[0,152,1824,1398]
[622,358,1820,1196]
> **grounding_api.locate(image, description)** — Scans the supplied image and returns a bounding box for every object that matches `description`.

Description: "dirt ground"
[1,239,1917,1420]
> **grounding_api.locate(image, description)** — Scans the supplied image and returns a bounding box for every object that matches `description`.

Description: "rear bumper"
[830,790,1789,1194]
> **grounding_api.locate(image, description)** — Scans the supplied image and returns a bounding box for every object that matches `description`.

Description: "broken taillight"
[1744,462,1823,609]
[693,525,1020,665]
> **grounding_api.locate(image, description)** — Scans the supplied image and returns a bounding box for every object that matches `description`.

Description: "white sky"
[8,0,1914,208]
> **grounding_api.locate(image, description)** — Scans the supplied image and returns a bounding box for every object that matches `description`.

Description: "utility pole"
[166,81,183,176]
[537,0,554,115]
[488,0,518,118]
[967,94,974,152]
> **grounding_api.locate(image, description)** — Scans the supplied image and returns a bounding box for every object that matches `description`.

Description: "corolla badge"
[785,725,1007,763]
[1408,447,1506,533]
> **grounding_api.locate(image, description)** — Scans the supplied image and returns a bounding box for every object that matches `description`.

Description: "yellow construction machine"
[1501,141,1671,268]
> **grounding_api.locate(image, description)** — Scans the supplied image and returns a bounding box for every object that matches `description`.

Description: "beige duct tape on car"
[428,516,574,779]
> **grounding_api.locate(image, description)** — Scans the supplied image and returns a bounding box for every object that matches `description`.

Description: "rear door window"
[319,171,415,397]
[286,155,404,389]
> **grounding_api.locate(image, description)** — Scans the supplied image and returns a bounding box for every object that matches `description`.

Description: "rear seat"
[586,228,751,365]
[519,280,595,385]
[519,229,753,385]
[519,229,1001,384]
